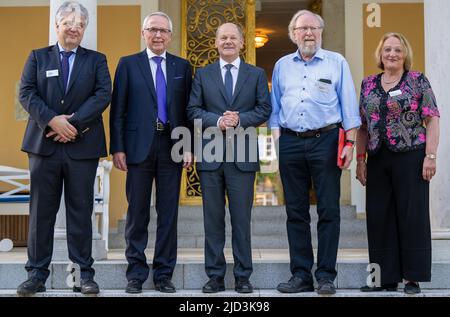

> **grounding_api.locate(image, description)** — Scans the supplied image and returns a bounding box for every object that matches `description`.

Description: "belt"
[281,123,340,138]
[156,120,170,132]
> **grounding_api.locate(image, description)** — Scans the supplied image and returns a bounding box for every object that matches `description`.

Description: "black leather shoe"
[126,280,143,294]
[360,283,398,292]
[235,279,253,293]
[404,282,421,294]
[277,276,314,293]
[73,279,100,295]
[202,277,225,293]
[317,279,336,295]
[155,278,176,293]
[17,277,46,296]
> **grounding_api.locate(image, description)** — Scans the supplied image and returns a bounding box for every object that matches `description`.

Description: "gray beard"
[299,41,320,58]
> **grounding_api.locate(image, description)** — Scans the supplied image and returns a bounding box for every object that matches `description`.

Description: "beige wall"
[0,7,49,170]
[363,3,424,76]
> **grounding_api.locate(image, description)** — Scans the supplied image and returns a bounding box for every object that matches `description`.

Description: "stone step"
[110,205,367,249]
[1,249,450,290]
[115,206,359,234]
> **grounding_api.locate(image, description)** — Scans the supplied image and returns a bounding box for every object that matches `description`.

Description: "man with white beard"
[270,10,360,295]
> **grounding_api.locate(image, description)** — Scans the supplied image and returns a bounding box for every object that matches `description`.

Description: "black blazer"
[19,44,112,159]
[110,50,192,164]
[187,60,271,172]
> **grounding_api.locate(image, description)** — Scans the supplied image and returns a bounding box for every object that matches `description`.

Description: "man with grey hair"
[17,1,111,295]
[270,10,361,294]
[110,12,193,294]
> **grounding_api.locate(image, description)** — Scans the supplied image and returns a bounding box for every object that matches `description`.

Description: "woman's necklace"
[382,73,402,85]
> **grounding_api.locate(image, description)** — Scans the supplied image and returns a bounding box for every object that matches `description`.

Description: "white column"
[425,0,450,239]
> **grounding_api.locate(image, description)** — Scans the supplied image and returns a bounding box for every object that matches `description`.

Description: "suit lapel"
[66,46,87,94]
[50,45,65,94]
[230,61,250,107]
[210,62,229,106]
[166,53,175,113]
[137,50,157,104]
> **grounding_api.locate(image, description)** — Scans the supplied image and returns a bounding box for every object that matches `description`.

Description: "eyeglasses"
[144,27,171,36]
[293,26,322,33]
[60,21,86,30]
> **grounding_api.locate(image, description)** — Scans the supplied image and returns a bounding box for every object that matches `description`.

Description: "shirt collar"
[57,42,78,54]
[220,57,241,70]
[293,48,324,62]
[147,48,167,61]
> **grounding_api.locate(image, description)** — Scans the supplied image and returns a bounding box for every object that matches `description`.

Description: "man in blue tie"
[110,12,193,294]
[17,1,111,296]
[187,23,271,293]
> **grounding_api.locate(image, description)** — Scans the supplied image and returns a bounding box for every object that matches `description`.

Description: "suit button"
[61,100,64,104]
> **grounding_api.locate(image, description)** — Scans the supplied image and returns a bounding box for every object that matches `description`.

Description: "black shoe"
[155,278,176,293]
[17,277,46,296]
[73,279,100,295]
[317,279,336,295]
[126,280,143,294]
[235,279,253,294]
[202,277,225,293]
[404,282,421,294]
[277,276,314,293]
[360,283,398,292]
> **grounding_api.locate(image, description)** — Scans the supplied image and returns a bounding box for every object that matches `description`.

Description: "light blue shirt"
[57,42,77,89]
[269,48,361,131]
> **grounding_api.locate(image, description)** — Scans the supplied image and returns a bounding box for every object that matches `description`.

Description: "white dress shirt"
[146,48,167,88]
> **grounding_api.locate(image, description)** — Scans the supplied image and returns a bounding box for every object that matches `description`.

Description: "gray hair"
[288,9,324,44]
[215,23,244,40]
[142,12,173,32]
[56,1,89,26]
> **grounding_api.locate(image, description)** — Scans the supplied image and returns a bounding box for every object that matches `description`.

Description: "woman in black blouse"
[356,33,440,294]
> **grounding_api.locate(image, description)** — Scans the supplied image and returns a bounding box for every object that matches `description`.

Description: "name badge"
[389,89,402,97]
[46,69,59,77]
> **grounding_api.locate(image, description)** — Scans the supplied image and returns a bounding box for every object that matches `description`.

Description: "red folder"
[337,128,345,168]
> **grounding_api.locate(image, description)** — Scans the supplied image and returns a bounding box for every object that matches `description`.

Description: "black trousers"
[366,146,431,283]
[199,163,255,280]
[279,128,342,283]
[26,145,98,282]
[125,131,182,283]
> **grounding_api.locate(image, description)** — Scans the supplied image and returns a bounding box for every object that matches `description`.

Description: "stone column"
[49,0,106,260]
[425,0,450,259]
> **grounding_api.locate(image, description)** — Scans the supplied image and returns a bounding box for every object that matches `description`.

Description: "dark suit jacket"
[110,50,192,164]
[187,60,271,172]
[19,44,112,159]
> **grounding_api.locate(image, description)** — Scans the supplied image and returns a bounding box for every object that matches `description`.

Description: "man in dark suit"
[187,23,271,293]
[110,12,192,294]
[17,1,111,296]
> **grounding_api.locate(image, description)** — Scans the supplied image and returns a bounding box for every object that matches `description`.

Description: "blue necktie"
[60,51,73,91]
[152,56,167,123]
[224,64,233,103]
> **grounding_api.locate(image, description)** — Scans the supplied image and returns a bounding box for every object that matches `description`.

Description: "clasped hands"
[219,111,239,130]
[45,113,78,143]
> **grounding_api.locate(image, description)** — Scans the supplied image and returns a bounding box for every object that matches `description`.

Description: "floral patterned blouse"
[359,71,439,154]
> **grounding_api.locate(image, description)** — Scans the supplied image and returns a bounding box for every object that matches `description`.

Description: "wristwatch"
[425,153,437,160]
